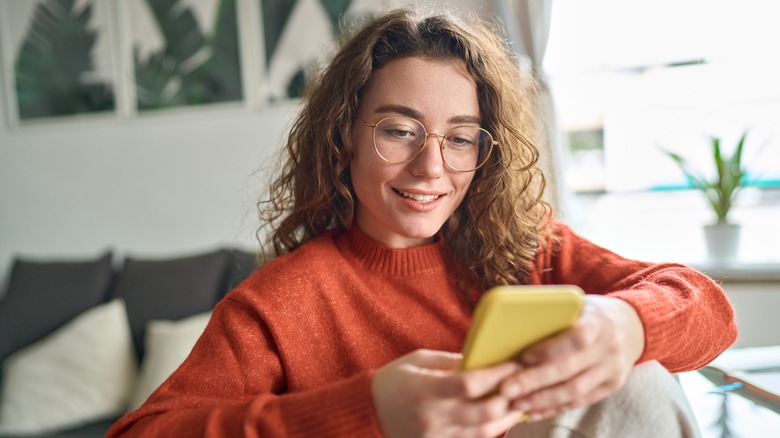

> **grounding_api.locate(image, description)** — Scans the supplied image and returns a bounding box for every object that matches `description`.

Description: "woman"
[108,8,736,437]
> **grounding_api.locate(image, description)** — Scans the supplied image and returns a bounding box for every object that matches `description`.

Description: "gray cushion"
[0,252,113,363]
[221,249,260,298]
[0,416,118,438]
[111,250,229,359]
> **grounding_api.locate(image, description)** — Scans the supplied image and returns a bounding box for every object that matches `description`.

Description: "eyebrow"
[373,104,481,125]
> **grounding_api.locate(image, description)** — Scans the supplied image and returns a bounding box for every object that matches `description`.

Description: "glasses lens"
[443,126,493,172]
[371,117,494,171]
[373,117,426,163]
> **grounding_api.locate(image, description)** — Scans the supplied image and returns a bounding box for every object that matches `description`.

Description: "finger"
[431,361,520,399]
[525,404,572,423]
[462,410,527,438]
[404,349,464,370]
[524,379,621,423]
[570,380,620,409]
[510,363,605,413]
[521,317,600,367]
[500,350,591,399]
[449,394,509,426]
[463,361,522,398]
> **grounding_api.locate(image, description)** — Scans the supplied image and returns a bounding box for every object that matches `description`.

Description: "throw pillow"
[128,312,212,410]
[0,299,137,435]
[0,252,113,363]
[111,250,228,359]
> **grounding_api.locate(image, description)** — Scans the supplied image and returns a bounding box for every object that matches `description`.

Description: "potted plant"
[663,131,748,263]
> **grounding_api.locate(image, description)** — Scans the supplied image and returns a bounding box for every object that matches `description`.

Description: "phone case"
[460,285,585,370]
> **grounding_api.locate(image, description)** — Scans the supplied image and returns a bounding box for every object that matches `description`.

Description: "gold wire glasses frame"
[362,116,497,172]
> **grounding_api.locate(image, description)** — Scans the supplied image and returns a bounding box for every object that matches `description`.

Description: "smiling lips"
[394,189,442,203]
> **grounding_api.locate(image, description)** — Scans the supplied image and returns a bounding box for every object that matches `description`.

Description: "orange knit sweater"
[107,222,736,437]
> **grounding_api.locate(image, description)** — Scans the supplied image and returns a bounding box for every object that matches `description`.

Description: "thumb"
[431,361,521,399]
[403,349,463,371]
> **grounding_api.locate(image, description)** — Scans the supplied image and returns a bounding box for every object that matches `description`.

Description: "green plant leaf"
[198,0,242,102]
[661,130,750,224]
[15,0,114,119]
[145,0,207,67]
[134,47,181,108]
[319,0,352,37]
[135,0,207,110]
[662,149,710,191]
[135,0,241,109]
[262,0,299,65]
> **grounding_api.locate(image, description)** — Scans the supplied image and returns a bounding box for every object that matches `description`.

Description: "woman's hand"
[371,349,526,438]
[499,295,645,421]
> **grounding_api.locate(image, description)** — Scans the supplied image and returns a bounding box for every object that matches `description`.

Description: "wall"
[0,0,496,290]
[4,2,776,352]
[0,100,299,289]
[724,282,780,348]
[568,190,780,349]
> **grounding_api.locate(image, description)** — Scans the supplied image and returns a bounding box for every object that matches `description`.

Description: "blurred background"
[1,1,778,435]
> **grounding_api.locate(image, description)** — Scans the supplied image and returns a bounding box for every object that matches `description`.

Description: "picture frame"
[0,0,403,126]
[123,0,245,113]
[0,0,118,124]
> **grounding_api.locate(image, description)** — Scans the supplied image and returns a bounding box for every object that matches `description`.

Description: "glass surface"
[367,116,494,172]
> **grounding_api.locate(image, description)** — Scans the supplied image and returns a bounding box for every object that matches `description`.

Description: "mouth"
[393,188,442,203]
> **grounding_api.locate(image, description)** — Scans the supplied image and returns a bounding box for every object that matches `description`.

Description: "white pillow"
[127,312,211,410]
[0,299,137,435]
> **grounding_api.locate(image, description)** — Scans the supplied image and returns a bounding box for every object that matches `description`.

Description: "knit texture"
[107,222,736,437]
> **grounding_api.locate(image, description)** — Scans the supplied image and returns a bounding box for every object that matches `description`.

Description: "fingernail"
[515,402,530,412]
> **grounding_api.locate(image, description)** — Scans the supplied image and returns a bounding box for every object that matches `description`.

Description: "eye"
[376,118,422,144]
[448,135,476,146]
[383,128,416,139]
[446,129,480,150]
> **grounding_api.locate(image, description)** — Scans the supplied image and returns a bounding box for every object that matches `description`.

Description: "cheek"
[454,174,476,197]
[349,141,381,198]
[350,128,374,168]
[350,161,367,199]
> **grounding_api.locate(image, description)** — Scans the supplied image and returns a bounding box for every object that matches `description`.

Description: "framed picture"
[259,0,387,102]
[125,0,244,112]
[0,0,117,123]
[0,0,406,125]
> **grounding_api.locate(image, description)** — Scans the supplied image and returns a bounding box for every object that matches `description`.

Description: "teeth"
[398,190,440,203]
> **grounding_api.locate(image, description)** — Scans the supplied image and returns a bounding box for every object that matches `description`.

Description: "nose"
[408,134,445,179]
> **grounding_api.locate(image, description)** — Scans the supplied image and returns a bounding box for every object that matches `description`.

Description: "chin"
[400,225,442,241]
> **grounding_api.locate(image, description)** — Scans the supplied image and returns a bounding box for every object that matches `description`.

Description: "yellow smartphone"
[460,285,585,371]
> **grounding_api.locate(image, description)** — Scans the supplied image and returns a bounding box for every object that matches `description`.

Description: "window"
[545,0,780,194]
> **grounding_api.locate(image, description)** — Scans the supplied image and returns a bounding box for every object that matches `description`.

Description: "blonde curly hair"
[259,8,553,292]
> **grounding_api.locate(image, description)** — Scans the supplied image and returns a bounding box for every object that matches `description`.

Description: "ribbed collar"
[336,226,449,276]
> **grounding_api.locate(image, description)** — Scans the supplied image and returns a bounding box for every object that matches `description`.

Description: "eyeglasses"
[362,116,496,172]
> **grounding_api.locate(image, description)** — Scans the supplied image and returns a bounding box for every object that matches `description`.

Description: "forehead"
[359,56,480,122]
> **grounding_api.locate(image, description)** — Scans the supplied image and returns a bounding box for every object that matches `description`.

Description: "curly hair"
[259,8,554,291]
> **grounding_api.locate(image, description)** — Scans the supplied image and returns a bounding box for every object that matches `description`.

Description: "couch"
[0,248,260,438]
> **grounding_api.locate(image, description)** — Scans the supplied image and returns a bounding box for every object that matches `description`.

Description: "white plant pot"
[703,223,741,264]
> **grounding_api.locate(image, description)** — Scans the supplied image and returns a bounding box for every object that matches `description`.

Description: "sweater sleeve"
[105,296,384,438]
[532,222,737,373]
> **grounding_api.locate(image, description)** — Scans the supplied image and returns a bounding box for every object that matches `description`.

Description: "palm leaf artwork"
[261,0,352,99]
[201,0,243,100]
[261,0,300,99]
[663,131,748,224]
[320,0,352,37]
[261,0,299,68]
[14,0,114,120]
[134,0,242,110]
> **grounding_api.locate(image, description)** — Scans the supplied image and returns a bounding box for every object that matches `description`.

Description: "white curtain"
[491,0,567,214]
